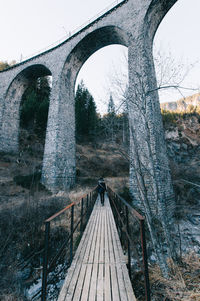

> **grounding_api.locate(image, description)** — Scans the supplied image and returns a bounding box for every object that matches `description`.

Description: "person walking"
[98,177,106,206]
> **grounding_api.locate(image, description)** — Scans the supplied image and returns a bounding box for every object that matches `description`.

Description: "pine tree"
[106,94,116,141]
[75,81,98,140]
[75,82,88,137]
[20,76,51,137]
[87,95,98,139]
[107,94,115,115]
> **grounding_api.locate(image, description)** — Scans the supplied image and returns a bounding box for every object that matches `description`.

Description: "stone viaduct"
[0,0,177,215]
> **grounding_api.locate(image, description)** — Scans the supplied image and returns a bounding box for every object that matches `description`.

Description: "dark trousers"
[100,192,105,205]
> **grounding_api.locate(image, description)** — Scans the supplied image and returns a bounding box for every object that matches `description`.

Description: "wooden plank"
[110,264,120,301]
[108,209,129,301]
[108,199,137,301]
[96,204,105,301]
[68,264,87,301]
[58,201,99,301]
[80,209,101,300]
[104,202,110,264]
[121,264,137,301]
[99,203,105,264]
[88,206,101,263]
[104,264,112,301]
[96,264,104,301]
[93,201,102,264]
[108,203,126,262]
[87,263,98,301]
[83,207,101,264]
[106,209,115,265]
[81,197,102,301]
[110,212,136,300]
[104,204,112,301]
[106,207,120,300]
[71,207,101,300]
[88,200,103,300]
[80,264,93,300]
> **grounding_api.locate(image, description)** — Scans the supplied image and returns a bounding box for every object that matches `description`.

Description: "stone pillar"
[128,39,175,220]
[41,73,76,193]
[0,76,28,153]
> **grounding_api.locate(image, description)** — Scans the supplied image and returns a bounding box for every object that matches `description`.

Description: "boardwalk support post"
[70,205,74,264]
[126,206,131,277]
[86,194,89,222]
[41,221,50,301]
[80,198,84,237]
[90,192,92,214]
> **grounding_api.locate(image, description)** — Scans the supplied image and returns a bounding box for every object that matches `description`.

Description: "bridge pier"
[128,38,175,221]
[41,75,76,192]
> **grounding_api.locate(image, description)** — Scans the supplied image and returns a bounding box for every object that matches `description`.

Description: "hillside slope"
[160,92,200,112]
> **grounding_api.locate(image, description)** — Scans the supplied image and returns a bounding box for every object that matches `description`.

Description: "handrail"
[45,202,75,222]
[107,185,151,301]
[41,186,98,301]
[111,190,145,221]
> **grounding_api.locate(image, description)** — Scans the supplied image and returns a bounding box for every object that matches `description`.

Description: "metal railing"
[40,186,98,301]
[16,0,126,64]
[107,186,151,301]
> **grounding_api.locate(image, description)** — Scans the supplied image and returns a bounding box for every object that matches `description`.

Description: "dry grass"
[149,252,200,301]
[76,142,129,178]
[105,176,129,193]
[68,186,96,203]
[0,295,23,301]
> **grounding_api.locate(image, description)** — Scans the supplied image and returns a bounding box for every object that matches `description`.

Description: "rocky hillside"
[160,92,200,112]
[164,112,200,161]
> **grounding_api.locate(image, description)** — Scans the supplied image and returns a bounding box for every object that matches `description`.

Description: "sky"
[1,0,200,114]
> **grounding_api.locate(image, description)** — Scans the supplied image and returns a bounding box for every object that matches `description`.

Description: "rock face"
[163,113,200,255]
[165,114,200,163]
[161,92,200,112]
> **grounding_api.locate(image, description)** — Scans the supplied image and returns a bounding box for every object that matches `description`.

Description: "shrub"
[161,109,178,125]
[13,172,43,190]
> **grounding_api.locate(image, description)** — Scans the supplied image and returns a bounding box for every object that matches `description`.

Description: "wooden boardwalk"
[58,194,136,301]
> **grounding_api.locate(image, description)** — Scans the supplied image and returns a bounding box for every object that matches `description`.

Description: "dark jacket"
[98,179,106,193]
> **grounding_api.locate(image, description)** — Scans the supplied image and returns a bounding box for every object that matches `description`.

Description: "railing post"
[126,206,131,278]
[89,192,92,214]
[70,205,74,264]
[91,191,93,208]
[140,219,151,301]
[115,194,119,229]
[86,194,89,221]
[80,198,84,237]
[41,221,50,301]
[118,197,123,241]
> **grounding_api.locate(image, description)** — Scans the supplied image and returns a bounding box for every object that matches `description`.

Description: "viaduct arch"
[0,0,177,215]
[1,64,51,153]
